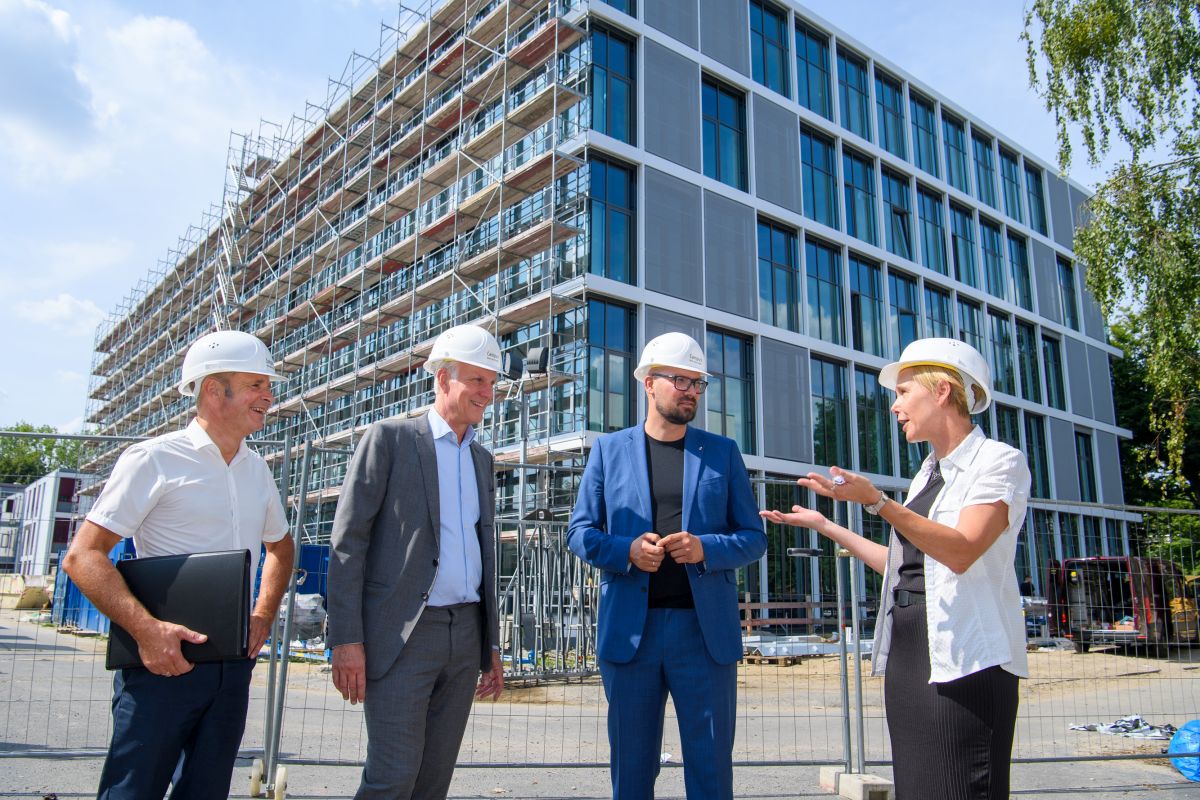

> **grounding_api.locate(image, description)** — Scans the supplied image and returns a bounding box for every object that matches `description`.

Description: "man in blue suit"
[568,332,767,800]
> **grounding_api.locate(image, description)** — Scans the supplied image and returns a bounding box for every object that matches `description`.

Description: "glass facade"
[843,150,877,245]
[1042,334,1066,410]
[875,72,906,158]
[972,131,997,208]
[702,77,747,190]
[949,203,977,287]
[706,329,755,454]
[917,187,947,275]
[1057,257,1079,330]
[801,126,838,228]
[942,114,970,193]
[588,299,635,433]
[806,238,844,344]
[999,148,1023,224]
[837,48,871,140]
[588,158,635,283]
[888,271,919,359]
[856,368,893,475]
[1016,320,1041,403]
[980,218,1006,300]
[1076,431,1097,502]
[957,298,983,353]
[910,93,939,177]
[924,284,952,338]
[882,169,912,260]
[996,404,1021,449]
[1007,233,1033,311]
[849,254,885,357]
[1025,412,1051,497]
[758,219,799,331]
[812,357,850,467]
[591,25,635,143]
[987,309,1015,395]
[795,22,832,118]
[1025,163,1048,235]
[750,0,789,96]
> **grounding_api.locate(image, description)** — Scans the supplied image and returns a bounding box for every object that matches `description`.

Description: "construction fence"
[1,430,1198,780]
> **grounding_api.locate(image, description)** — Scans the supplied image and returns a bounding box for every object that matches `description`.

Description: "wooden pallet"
[743,654,801,666]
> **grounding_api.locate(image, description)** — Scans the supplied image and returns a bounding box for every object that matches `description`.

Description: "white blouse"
[872,426,1032,683]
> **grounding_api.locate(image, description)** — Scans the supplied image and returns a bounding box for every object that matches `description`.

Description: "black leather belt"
[893,589,926,607]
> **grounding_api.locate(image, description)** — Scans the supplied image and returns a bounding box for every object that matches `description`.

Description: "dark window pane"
[751,0,790,96]
[949,203,977,287]
[837,49,870,140]
[911,93,939,177]
[806,238,844,345]
[917,187,947,275]
[795,22,832,118]
[943,115,969,193]
[972,132,997,208]
[801,127,839,229]
[888,271,919,359]
[843,150,876,245]
[1025,164,1048,235]
[875,72,905,158]
[882,169,912,260]
[702,77,747,190]
[849,255,885,356]
[1000,148,1023,223]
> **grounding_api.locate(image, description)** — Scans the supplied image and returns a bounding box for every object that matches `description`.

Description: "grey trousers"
[356,603,482,800]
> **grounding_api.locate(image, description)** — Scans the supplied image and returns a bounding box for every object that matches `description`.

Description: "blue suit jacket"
[567,424,767,665]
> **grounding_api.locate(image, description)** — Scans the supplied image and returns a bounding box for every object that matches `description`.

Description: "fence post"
[261,434,292,771]
[835,550,852,773]
[846,552,865,775]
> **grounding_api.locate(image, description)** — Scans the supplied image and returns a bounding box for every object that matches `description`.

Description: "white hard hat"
[633,332,709,381]
[178,330,282,396]
[878,337,993,414]
[424,324,502,375]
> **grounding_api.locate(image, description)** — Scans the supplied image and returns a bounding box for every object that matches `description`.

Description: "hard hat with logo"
[633,332,709,381]
[878,337,993,414]
[423,324,502,375]
[178,330,282,396]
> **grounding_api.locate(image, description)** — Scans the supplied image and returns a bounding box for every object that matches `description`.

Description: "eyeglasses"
[649,372,709,394]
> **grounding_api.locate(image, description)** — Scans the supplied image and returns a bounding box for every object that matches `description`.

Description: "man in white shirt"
[63,330,295,800]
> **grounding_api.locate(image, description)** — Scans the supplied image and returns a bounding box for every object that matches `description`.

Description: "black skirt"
[884,601,1019,800]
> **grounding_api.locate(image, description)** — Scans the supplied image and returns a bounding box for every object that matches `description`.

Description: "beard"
[656,397,696,425]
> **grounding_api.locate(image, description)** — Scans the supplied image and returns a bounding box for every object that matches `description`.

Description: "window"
[591,26,635,144]
[897,420,927,476]
[949,203,977,287]
[849,254,885,356]
[843,150,877,245]
[987,310,1015,395]
[1057,257,1079,330]
[812,357,850,467]
[801,126,838,228]
[972,131,997,208]
[882,169,912,260]
[957,298,983,353]
[758,219,799,331]
[600,0,633,12]
[837,49,871,140]
[795,22,832,118]
[910,93,939,177]
[1083,516,1103,555]
[1105,518,1123,556]
[875,72,906,158]
[806,238,844,344]
[999,149,1023,224]
[1059,513,1080,559]
[751,1,789,96]
[587,299,635,433]
[1025,164,1048,236]
[1016,320,1041,402]
[1025,412,1051,497]
[1007,233,1033,310]
[588,158,635,283]
[888,271,919,359]
[980,218,1006,300]
[856,368,893,475]
[1076,431,1097,502]
[942,114,969,193]
[1042,334,1066,410]
[973,409,993,439]
[924,284,952,338]
[706,329,755,454]
[996,404,1021,449]
[917,188,947,275]
[702,77,747,190]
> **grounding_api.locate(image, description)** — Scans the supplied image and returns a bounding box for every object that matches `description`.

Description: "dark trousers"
[599,607,737,800]
[885,601,1019,800]
[97,658,256,800]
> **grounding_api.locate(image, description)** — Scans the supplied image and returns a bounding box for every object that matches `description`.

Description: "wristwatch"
[864,490,888,515]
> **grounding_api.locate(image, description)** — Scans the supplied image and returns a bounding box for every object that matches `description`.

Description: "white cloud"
[15,293,104,337]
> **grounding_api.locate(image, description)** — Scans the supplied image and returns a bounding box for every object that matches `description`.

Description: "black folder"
[105,549,252,670]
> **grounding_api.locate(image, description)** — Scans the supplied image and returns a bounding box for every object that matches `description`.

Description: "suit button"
[432,559,439,567]
[421,592,429,601]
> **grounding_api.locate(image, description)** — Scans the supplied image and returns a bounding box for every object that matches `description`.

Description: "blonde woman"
[762,338,1031,800]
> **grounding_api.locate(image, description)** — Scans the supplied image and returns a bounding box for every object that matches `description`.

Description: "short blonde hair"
[905,365,970,418]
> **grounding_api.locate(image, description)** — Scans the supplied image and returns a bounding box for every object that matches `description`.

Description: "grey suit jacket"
[327,413,499,680]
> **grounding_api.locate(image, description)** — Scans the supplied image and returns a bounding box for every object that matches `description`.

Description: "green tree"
[0,423,88,484]
[1024,0,1200,480]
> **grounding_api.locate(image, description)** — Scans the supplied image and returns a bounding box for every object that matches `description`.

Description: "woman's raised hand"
[759,504,830,533]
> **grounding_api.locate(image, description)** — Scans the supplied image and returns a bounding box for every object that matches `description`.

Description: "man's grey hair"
[195,373,233,408]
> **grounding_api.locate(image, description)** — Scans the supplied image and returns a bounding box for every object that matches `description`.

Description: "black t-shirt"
[895,461,944,594]
[645,433,693,608]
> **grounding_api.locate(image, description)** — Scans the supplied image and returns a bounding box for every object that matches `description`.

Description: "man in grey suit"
[328,324,506,800]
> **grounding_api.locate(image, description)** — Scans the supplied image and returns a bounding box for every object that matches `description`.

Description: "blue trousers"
[599,608,737,800]
[96,659,256,800]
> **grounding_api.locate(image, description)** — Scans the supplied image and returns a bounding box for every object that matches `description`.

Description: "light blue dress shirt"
[426,408,483,606]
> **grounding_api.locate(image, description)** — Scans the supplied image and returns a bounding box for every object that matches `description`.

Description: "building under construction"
[85,0,1131,637]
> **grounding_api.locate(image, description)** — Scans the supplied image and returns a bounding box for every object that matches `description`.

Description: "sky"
[0,0,1108,432]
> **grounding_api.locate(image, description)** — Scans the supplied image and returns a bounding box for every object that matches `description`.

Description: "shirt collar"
[427,407,475,447]
[186,418,249,464]
[933,425,987,474]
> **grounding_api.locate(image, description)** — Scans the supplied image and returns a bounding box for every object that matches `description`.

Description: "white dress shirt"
[872,426,1032,683]
[425,408,483,607]
[86,419,288,581]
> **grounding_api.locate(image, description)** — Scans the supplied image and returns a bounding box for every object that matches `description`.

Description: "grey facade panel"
[1087,346,1116,425]
[703,190,757,319]
[1048,416,1080,502]
[752,95,802,213]
[699,0,750,76]
[1095,431,1124,505]
[760,338,812,462]
[644,306,704,345]
[1081,285,1106,341]
[644,168,704,303]
[1046,173,1075,250]
[645,0,698,49]
[643,42,701,171]
[1064,337,1093,418]
[1069,185,1091,230]
[1031,239,1062,325]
